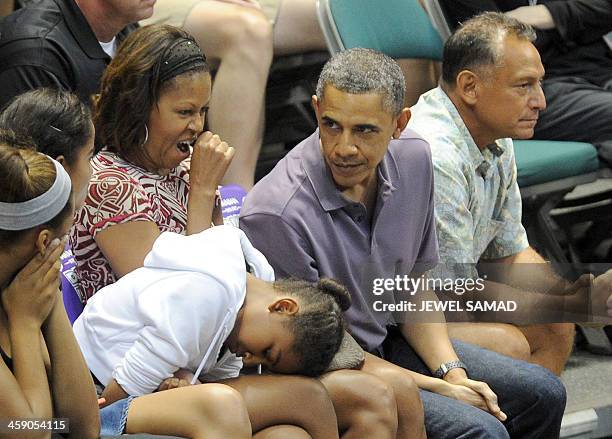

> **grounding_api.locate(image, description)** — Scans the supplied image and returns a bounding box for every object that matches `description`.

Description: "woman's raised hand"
[189,131,235,195]
[2,237,65,328]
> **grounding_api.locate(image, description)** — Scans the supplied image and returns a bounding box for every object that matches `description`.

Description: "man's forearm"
[399,321,459,373]
[506,4,555,29]
[481,247,566,293]
[101,379,130,406]
[469,246,591,322]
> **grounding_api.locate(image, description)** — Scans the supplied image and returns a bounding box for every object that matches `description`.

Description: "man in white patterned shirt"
[408,12,612,376]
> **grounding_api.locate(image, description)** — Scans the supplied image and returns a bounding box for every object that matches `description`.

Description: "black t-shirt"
[438,0,612,86]
[0,0,136,108]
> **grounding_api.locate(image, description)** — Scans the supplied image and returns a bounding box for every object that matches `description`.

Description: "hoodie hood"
[144,225,275,285]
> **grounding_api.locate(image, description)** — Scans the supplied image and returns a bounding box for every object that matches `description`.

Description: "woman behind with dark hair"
[0,88,95,209]
[72,24,234,302]
[0,130,100,439]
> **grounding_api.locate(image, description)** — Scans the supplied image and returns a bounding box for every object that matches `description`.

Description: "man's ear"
[456,70,479,106]
[311,95,321,122]
[268,298,299,316]
[55,155,66,166]
[392,108,411,139]
[35,228,53,256]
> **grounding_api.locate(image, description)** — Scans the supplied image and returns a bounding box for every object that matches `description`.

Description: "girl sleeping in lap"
[74,225,349,438]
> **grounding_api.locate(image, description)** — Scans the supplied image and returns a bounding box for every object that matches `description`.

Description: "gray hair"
[441,12,536,86]
[316,48,405,115]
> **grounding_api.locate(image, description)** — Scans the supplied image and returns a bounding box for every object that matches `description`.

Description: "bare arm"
[95,132,234,277]
[100,378,130,407]
[394,288,506,421]
[187,131,234,235]
[483,246,562,291]
[506,4,555,29]
[0,241,65,438]
[396,321,506,421]
[478,247,595,321]
[41,293,99,439]
[95,220,161,278]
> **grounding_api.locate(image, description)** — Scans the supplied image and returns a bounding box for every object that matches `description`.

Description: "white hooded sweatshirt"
[73,225,275,396]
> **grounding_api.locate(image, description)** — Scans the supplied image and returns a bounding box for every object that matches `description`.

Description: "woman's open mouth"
[176,138,195,154]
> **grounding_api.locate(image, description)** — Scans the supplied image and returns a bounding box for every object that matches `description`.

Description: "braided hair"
[273,278,351,377]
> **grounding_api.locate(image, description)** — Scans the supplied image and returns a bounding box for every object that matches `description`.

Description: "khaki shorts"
[142,0,282,27]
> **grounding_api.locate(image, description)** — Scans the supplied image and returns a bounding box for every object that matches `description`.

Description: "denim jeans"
[382,328,566,439]
[100,397,135,436]
[99,396,186,438]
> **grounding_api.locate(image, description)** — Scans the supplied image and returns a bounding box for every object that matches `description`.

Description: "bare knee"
[324,371,397,438]
[288,376,334,406]
[192,384,251,438]
[376,366,426,438]
[523,323,575,353]
[379,368,422,411]
[285,377,338,432]
[254,425,312,439]
[547,323,576,343]
[494,325,532,361]
[352,377,398,437]
[214,8,273,64]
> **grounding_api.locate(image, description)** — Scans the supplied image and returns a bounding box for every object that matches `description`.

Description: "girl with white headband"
[0,131,101,438]
[0,133,252,439]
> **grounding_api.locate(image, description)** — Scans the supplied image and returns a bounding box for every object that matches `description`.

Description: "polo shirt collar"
[303,130,397,212]
[58,0,111,60]
[435,87,505,178]
[377,146,397,201]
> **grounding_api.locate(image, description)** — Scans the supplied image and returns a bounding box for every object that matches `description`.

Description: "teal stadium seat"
[514,140,599,188]
[317,0,443,59]
[316,0,602,274]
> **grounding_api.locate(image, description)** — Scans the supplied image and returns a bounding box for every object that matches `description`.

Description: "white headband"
[0,158,72,231]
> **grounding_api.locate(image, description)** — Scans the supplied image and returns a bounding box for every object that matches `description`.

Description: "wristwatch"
[433,360,467,379]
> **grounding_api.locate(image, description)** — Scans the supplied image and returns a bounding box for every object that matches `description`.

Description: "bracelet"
[433,360,467,379]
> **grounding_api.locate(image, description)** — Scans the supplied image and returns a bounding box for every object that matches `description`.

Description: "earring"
[142,124,149,145]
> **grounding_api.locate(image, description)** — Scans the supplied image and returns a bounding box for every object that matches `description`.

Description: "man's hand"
[440,369,507,421]
[157,369,201,392]
[592,270,612,322]
[157,376,191,391]
[101,379,129,407]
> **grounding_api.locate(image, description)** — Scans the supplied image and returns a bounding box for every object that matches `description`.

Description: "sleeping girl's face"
[225,299,302,374]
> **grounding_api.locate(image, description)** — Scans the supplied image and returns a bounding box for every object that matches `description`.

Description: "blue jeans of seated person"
[381,328,566,439]
[99,396,185,439]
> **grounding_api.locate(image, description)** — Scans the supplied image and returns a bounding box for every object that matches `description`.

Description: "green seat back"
[514,140,599,187]
[329,0,444,60]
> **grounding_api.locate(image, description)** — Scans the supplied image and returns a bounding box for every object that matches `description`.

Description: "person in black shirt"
[0,0,152,108]
[439,0,612,164]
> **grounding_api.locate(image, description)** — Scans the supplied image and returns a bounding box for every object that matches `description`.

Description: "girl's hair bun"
[317,278,351,311]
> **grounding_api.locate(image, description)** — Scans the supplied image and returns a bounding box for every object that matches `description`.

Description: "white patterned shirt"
[408,87,529,280]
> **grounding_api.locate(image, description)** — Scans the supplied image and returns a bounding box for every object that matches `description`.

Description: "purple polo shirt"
[240,129,439,351]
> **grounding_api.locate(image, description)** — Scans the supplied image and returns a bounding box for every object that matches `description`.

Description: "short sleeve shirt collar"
[436,89,506,178]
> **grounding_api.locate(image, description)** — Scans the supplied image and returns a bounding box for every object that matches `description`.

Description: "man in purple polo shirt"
[241,48,566,438]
